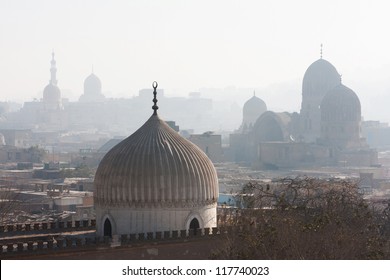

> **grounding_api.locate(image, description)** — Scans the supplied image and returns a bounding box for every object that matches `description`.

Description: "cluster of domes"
[41,53,106,105]
[239,53,363,149]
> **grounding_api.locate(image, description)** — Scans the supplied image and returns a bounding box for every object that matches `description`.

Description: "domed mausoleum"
[94,82,219,237]
[300,57,341,142]
[240,92,267,132]
[320,83,362,148]
[79,72,106,102]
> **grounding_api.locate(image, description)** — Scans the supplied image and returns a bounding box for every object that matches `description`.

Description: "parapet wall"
[0,219,96,237]
[0,224,246,258]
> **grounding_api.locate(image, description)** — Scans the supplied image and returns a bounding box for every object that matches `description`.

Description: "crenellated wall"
[0,219,96,238]
[0,224,247,258]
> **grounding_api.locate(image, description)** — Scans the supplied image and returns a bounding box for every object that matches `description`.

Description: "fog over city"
[3,0,390,263]
[1,0,390,122]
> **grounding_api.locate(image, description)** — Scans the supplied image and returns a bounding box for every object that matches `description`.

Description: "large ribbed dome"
[94,114,219,208]
[321,84,361,122]
[302,58,340,97]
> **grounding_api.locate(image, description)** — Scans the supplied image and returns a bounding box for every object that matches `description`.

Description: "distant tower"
[300,48,340,142]
[43,52,61,108]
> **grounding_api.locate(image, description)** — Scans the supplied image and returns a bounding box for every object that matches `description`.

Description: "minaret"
[50,51,57,85]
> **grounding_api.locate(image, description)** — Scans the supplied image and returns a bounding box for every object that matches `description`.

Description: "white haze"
[0,0,390,122]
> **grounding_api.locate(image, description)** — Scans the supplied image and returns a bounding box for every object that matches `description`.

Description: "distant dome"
[84,73,102,96]
[243,95,267,114]
[43,83,61,104]
[241,94,267,131]
[302,58,340,97]
[320,84,362,148]
[321,84,361,122]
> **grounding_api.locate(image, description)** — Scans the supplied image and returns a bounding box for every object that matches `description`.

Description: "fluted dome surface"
[321,84,361,122]
[95,114,219,207]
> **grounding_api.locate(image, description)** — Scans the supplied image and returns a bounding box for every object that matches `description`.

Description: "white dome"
[94,114,218,207]
[94,84,218,236]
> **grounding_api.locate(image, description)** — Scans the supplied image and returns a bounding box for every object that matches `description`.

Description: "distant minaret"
[50,51,57,85]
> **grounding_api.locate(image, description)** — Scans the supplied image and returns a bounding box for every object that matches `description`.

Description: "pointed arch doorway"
[103,218,112,238]
[189,218,200,233]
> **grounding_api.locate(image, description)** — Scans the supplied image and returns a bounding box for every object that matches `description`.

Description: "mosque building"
[229,50,378,169]
[79,70,106,103]
[299,53,341,143]
[94,82,219,237]
[42,52,62,110]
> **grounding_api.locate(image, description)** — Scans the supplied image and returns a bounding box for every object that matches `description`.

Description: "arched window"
[103,218,112,238]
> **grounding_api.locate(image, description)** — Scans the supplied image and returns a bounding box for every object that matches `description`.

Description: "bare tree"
[214,177,390,259]
[0,187,20,225]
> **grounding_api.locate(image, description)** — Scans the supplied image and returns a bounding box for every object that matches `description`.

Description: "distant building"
[229,52,378,169]
[189,132,224,162]
[79,72,106,103]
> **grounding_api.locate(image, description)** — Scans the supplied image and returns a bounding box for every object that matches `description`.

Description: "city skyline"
[1,0,390,122]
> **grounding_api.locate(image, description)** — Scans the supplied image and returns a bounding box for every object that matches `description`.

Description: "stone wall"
[0,224,245,259]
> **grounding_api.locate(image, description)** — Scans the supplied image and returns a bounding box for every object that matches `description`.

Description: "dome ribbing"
[94,114,219,208]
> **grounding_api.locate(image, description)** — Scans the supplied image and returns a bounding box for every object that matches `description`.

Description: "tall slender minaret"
[50,51,57,85]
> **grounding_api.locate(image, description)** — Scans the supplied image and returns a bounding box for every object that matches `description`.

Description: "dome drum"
[96,204,216,236]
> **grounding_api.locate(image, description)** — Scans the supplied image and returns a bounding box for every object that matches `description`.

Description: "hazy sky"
[1,0,390,121]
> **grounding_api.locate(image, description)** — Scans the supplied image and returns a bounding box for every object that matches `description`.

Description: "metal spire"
[152,81,159,115]
[320,43,323,59]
